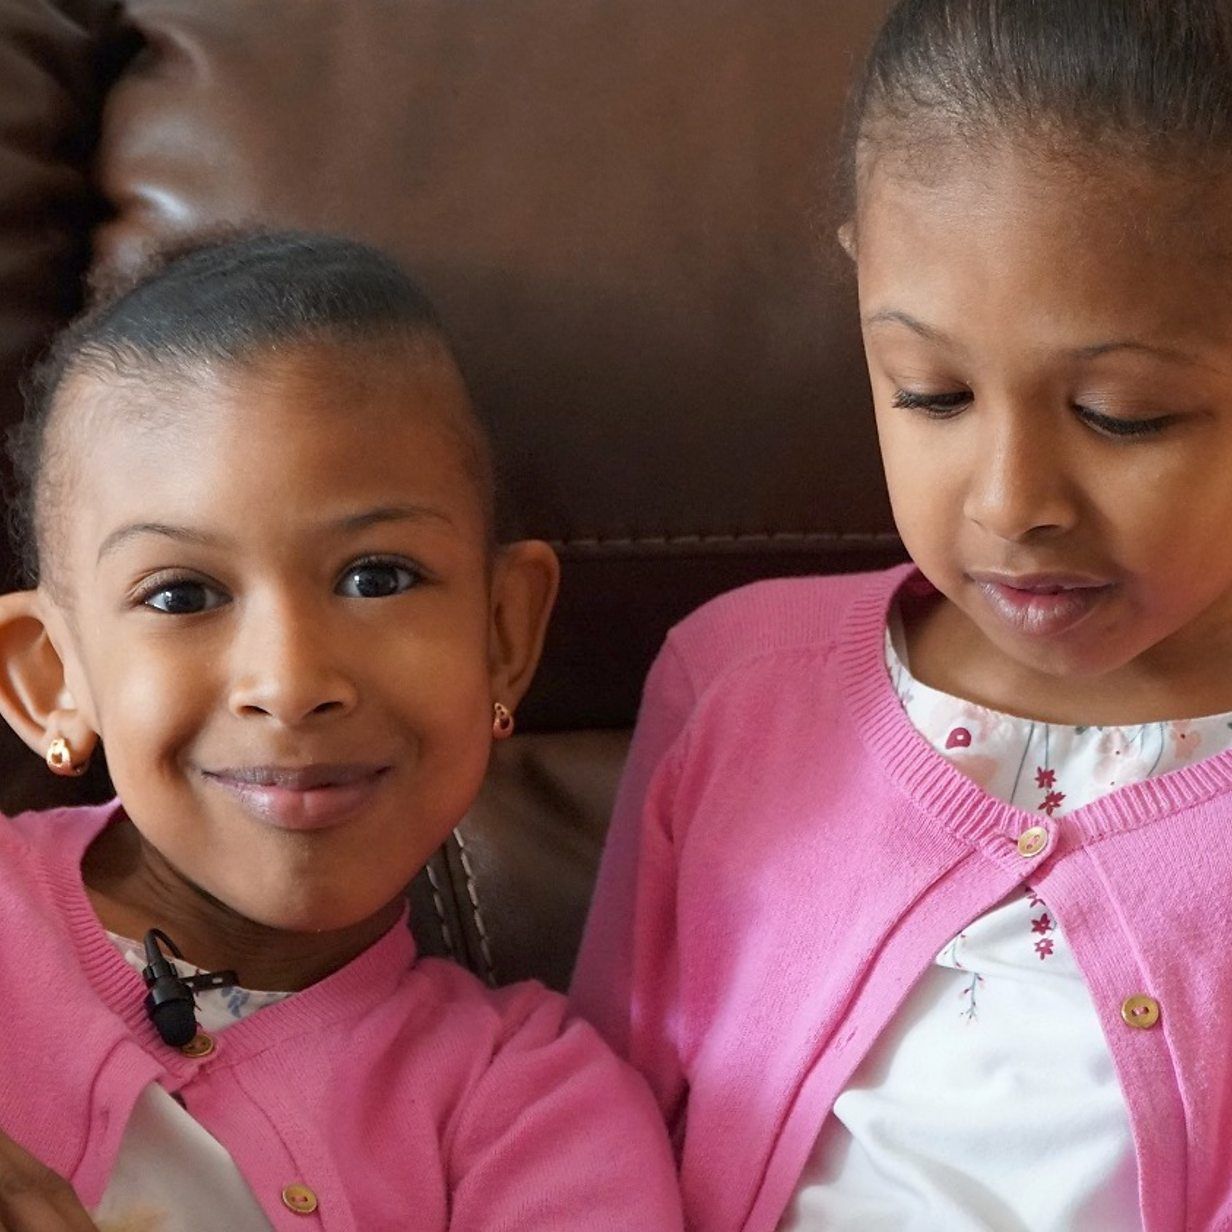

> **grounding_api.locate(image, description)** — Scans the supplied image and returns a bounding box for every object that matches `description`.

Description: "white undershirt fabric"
[780,621,1232,1231]
[91,936,291,1232]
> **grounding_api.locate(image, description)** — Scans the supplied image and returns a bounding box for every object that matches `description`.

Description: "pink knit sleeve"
[447,987,684,1230]
[569,638,696,1132]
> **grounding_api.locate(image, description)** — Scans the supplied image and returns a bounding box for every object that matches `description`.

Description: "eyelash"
[891,390,968,417]
[890,390,1176,438]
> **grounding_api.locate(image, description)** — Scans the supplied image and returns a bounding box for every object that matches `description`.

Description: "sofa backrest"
[0,0,901,989]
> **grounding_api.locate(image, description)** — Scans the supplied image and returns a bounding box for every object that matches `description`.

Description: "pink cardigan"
[0,802,682,1230]
[571,565,1232,1232]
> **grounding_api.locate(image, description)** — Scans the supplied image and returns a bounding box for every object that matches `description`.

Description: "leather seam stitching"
[549,531,901,549]
[423,857,456,960]
[453,828,496,986]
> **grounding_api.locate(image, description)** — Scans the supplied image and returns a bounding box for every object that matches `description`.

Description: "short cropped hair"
[10,230,495,587]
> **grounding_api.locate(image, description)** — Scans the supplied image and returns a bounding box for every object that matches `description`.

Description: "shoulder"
[395,960,656,1097]
[407,962,670,1133]
[407,959,599,1054]
[0,800,119,867]
[663,564,911,699]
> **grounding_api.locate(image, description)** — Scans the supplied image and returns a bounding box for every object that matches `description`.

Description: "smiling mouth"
[207,763,388,790]
[202,763,392,830]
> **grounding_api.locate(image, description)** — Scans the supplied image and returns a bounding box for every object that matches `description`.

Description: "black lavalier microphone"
[142,929,238,1048]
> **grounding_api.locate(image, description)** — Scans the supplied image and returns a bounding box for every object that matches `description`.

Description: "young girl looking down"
[0,231,683,1231]
[573,2,1232,1229]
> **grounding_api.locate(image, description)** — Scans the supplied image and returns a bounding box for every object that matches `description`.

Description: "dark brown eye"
[336,561,419,599]
[144,580,225,614]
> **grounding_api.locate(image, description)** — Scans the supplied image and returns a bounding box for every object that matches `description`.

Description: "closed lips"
[201,763,394,830]
[968,571,1112,592]
[205,764,390,790]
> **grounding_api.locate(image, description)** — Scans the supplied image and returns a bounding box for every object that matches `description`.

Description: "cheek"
[376,586,494,686]
[1089,451,1227,572]
[90,635,207,762]
[375,643,494,837]
[388,639,492,734]
[349,602,496,744]
[876,403,940,485]
[878,434,958,554]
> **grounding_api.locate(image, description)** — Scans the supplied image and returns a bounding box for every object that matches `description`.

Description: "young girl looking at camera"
[0,231,682,1231]
[573,2,1232,1229]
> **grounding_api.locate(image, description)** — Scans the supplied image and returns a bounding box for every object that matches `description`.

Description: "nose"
[962,406,1078,542]
[227,598,359,724]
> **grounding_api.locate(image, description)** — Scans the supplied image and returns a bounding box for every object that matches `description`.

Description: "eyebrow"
[95,505,455,565]
[864,309,952,344]
[863,309,1199,364]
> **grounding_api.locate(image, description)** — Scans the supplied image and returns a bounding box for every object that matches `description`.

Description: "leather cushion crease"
[0,0,900,990]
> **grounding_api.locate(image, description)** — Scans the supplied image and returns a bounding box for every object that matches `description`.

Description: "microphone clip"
[141,928,238,1048]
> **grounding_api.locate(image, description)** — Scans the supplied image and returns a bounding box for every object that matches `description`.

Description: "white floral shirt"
[781,625,1232,1231]
[92,937,292,1232]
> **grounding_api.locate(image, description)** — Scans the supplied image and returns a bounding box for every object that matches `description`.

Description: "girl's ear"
[837,219,857,260]
[0,590,98,765]
[487,540,561,708]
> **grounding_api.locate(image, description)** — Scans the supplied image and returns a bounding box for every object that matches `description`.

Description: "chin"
[218,882,384,935]
[988,629,1138,682]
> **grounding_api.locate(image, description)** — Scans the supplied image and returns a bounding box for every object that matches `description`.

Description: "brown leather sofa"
[0,0,902,992]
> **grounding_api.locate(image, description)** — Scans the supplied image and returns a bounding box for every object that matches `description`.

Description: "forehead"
[855,146,1232,354]
[56,343,486,550]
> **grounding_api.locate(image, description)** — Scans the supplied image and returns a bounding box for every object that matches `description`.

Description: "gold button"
[281,1184,319,1215]
[1121,995,1161,1030]
[1017,826,1049,858]
[180,1031,215,1058]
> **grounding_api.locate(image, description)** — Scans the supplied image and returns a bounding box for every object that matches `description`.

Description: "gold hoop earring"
[46,737,87,777]
[492,702,515,740]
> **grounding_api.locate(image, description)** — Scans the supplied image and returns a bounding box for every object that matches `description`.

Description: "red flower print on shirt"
[1039,790,1065,815]
[1034,938,1055,960]
[960,971,985,1022]
[1024,885,1044,908]
[1035,767,1056,789]
[1031,913,1054,935]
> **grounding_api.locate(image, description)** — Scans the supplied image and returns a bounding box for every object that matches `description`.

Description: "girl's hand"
[0,1130,99,1230]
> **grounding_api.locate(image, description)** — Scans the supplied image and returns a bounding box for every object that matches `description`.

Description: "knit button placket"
[1016,826,1051,859]
[180,1031,215,1059]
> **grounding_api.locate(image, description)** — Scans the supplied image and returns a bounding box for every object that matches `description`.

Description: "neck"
[81,816,403,991]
